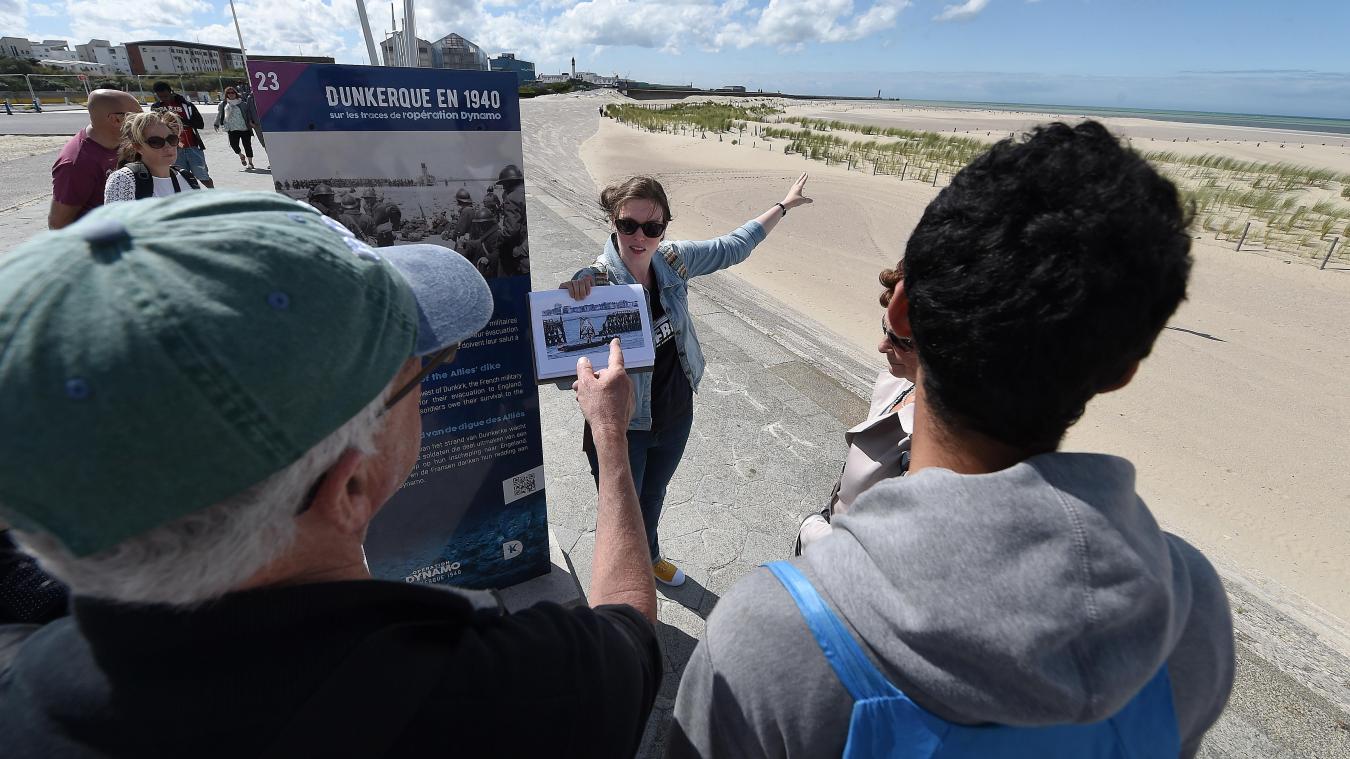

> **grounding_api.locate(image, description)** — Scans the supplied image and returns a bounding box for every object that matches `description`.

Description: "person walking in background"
[150,81,213,188]
[795,260,917,556]
[560,173,812,587]
[103,111,201,202]
[214,86,260,171]
[668,122,1234,758]
[48,88,140,228]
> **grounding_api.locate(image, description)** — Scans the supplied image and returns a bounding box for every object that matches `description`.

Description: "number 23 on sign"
[253,71,280,91]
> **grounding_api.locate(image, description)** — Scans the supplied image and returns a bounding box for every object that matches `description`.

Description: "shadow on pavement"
[658,573,719,620]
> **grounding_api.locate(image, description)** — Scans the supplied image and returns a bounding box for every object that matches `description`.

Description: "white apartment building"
[1,37,33,59]
[76,39,133,74]
[30,39,72,58]
[126,40,243,75]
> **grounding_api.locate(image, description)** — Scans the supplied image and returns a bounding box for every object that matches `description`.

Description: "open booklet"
[527,284,657,381]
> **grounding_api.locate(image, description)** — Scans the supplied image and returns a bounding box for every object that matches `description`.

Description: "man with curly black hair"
[669,121,1235,759]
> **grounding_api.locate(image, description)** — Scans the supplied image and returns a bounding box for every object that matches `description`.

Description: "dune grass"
[604,103,1350,263]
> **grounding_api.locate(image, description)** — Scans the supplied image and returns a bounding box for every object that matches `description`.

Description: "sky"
[4,0,1349,118]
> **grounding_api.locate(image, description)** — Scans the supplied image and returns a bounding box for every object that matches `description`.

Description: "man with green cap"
[0,191,661,757]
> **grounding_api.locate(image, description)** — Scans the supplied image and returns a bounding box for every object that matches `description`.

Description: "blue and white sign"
[250,61,549,590]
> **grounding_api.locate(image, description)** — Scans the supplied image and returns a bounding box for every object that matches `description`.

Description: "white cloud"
[186,0,353,57]
[413,0,909,65]
[934,0,988,22]
[756,0,908,48]
[61,0,210,47]
[0,0,31,35]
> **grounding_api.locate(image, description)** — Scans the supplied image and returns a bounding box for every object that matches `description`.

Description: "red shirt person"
[49,89,141,229]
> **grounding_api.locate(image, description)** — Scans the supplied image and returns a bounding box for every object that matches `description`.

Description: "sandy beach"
[580,105,1350,637]
[788,102,1350,172]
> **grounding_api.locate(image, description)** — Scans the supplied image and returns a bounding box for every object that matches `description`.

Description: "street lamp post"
[228,0,251,73]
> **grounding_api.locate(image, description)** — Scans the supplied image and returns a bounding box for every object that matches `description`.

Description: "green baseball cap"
[0,191,493,556]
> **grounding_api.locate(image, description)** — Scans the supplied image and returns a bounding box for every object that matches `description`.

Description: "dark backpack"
[127,162,199,199]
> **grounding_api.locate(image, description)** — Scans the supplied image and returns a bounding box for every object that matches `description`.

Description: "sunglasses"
[296,344,459,516]
[614,217,667,238]
[882,318,915,353]
[384,344,459,410]
[142,134,181,149]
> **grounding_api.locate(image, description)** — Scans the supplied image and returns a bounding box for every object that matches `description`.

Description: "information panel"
[248,61,548,589]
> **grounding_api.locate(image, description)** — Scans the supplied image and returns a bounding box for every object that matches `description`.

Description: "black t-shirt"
[0,531,67,625]
[0,579,661,758]
[647,286,693,430]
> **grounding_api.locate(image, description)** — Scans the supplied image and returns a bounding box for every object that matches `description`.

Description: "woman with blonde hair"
[104,110,201,203]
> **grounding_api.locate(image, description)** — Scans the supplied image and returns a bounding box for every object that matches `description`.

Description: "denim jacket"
[572,220,767,430]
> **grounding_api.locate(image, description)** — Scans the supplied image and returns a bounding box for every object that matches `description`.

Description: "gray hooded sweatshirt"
[667,453,1234,758]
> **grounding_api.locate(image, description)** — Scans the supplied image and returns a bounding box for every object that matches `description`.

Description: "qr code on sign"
[502,465,544,505]
[512,472,538,497]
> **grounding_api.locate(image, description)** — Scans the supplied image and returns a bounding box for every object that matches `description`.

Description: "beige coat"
[829,369,915,514]
[799,370,916,552]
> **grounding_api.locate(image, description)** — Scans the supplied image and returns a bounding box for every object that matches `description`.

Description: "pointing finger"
[608,338,625,370]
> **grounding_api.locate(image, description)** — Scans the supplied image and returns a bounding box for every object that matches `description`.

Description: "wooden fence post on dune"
[1321,237,1340,270]
[1236,221,1251,251]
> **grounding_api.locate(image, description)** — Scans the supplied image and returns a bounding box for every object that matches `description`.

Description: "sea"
[877,99,1350,137]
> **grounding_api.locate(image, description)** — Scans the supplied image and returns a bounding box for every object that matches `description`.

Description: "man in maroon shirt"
[49,89,141,229]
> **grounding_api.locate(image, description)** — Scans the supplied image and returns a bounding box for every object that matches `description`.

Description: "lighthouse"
[571,57,576,79]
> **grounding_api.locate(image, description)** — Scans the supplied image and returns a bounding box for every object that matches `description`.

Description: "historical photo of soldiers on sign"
[266,131,528,279]
[527,284,657,381]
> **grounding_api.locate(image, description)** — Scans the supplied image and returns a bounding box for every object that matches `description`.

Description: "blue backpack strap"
[764,561,901,702]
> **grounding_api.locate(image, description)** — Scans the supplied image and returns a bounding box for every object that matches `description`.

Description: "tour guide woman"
[561,173,812,586]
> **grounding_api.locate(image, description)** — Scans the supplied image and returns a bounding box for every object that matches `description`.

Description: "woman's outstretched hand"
[781,172,812,211]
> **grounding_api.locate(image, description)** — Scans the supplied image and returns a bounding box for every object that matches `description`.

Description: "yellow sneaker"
[653,557,686,587]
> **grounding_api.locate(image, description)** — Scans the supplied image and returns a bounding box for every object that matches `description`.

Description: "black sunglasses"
[385,344,459,410]
[143,134,180,149]
[882,318,915,353]
[614,217,667,238]
[296,344,459,516]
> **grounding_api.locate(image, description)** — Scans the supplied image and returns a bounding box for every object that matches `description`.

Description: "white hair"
[13,382,394,606]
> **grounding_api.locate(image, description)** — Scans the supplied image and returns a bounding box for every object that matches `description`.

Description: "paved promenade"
[1,94,1346,758]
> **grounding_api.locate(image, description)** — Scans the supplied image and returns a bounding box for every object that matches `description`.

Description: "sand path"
[581,116,1350,632]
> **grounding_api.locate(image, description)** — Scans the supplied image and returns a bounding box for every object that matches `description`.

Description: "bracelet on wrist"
[774,202,787,217]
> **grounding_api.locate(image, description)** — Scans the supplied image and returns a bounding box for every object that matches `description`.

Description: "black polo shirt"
[0,579,660,758]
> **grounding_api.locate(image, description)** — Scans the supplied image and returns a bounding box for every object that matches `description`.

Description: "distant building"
[0,37,33,59]
[379,35,433,68]
[536,73,569,85]
[125,41,244,75]
[490,53,535,84]
[31,40,72,59]
[252,54,336,65]
[380,32,488,70]
[575,71,619,87]
[76,39,133,75]
[39,58,113,74]
[431,33,488,70]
